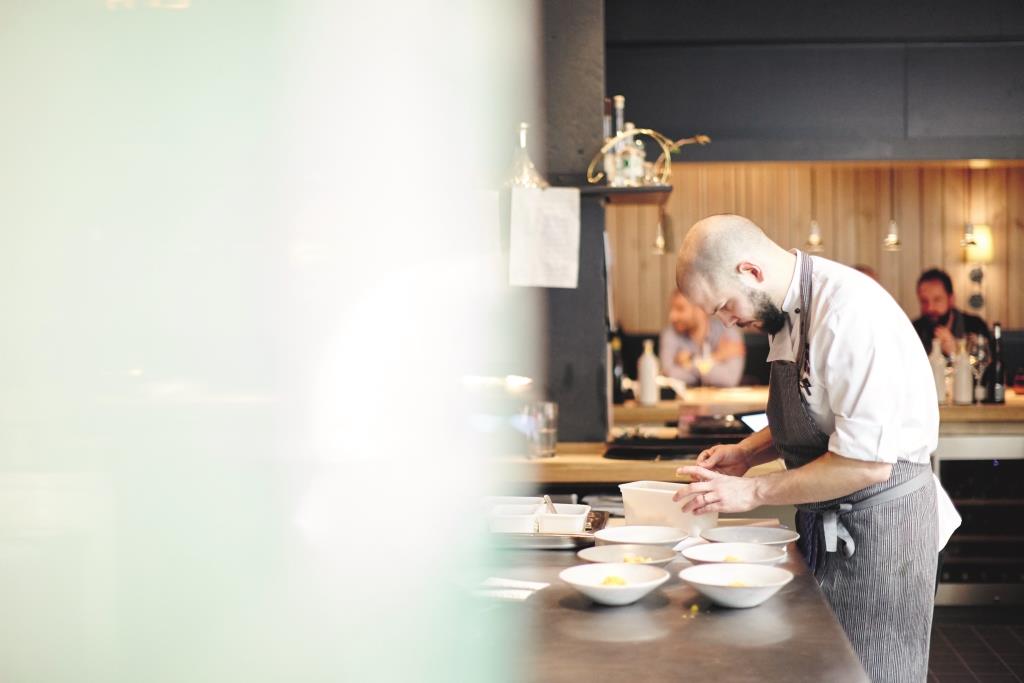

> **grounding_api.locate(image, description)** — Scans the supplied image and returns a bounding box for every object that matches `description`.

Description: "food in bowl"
[576,543,677,568]
[622,554,654,564]
[560,562,671,607]
[678,563,794,608]
[601,575,627,586]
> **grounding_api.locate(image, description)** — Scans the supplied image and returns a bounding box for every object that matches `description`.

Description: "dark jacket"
[912,308,990,356]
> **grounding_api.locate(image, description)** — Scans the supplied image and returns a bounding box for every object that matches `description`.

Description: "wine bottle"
[983,322,1006,404]
[611,95,627,187]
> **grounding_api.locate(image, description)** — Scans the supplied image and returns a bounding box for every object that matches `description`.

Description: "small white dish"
[488,504,540,533]
[560,562,670,606]
[594,525,688,547]
[537,503,591,534]
[682,542,786,566]
[678,563,794,608]
[577,543,678,568]
[701,525,799,546]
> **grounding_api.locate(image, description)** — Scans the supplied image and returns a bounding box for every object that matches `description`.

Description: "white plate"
[577,543,678,568]
[701,525,799,546]
[594,525,688,547]
[560,562,670,607]
[678,563,794,608]
[682,542,786,565]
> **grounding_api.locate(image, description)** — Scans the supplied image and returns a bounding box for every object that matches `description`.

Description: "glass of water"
[525,401,558,458]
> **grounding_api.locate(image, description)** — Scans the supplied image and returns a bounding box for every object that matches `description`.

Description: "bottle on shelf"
[637,339,660,406]
[928,341,948,404]
[611,95,627,187]
[983,322,1006,404]
[620,122,646,187]
[952,339,974,406]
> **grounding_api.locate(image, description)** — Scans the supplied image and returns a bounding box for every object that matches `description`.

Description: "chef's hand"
[675,350,693,369]
[672,466,759,514]
[691,443,753,477]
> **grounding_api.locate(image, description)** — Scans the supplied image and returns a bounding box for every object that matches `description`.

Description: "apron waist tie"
[805,467,932,558]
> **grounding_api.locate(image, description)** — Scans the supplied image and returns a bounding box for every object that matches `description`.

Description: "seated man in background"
[913,268,989,356]
[659,290,745,387]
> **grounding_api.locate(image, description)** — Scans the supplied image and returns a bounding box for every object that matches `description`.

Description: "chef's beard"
[928,310,952,326]
[746,288,789,336]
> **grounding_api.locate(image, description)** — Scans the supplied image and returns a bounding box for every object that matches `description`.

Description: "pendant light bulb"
[883,219,901,251]
[806,219,823,253]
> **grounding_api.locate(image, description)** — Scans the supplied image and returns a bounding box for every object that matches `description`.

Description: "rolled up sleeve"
[821,307,904,464]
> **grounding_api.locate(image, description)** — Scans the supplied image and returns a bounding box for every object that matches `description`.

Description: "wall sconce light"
[963,223,994,310]
[963,223,993,264]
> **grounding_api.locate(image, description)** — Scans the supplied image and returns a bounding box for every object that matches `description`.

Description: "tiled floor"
[929,608,1024,683]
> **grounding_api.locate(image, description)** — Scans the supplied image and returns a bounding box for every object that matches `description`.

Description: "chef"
[672,214,956,683]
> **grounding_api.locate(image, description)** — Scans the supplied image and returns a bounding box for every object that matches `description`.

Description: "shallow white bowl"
[701,525,799,546]
[682,542,786,566]
[594,525,688,547]
[678,563,794,608]
[577,543,678,568]
[560,562,670,606]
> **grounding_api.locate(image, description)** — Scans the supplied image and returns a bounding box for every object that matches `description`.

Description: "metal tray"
[492,511,611,550]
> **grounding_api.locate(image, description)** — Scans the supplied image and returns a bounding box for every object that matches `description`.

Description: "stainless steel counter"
[486,545,869,683]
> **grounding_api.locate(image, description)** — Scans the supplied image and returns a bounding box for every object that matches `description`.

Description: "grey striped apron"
[766,252,938,683]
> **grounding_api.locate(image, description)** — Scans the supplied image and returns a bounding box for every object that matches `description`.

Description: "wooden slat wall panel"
[606,162,1024,334]
[1009,168,1024,329]
[986,168,1009,327]
[896,169,922,307]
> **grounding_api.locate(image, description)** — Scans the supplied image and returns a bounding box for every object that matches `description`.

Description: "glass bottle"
[507,122,548,189]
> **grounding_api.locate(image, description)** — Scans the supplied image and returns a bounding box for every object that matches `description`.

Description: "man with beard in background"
[912,268,989,357]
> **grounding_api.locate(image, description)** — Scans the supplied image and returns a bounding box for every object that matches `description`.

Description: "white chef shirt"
[766,252,939,465]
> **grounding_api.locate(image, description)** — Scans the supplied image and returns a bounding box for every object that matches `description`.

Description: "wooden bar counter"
[497,389,1024,485]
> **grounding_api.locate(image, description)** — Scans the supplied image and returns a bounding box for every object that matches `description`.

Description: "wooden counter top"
[496,443,786,485]
[499,389,1024,486]
[614,387,1024,434]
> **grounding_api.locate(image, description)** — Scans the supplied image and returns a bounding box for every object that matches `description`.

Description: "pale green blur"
[0,1,540,681]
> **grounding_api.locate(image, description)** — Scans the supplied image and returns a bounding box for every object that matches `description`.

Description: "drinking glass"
[524,401,558,458]
[966,334,989,403]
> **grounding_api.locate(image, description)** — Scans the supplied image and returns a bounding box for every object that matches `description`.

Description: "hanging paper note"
[508,187,580,289]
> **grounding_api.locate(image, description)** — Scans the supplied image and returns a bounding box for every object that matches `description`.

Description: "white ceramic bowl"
[537,503,591,534]
[619,480,718,537]
[594,525,688,547]
[701,525,800,546]
[682,542,786,566]
[678,563,794,608]
[560,562,671,606]
[577,543,678,568]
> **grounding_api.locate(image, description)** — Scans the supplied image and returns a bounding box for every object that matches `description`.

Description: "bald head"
[676,215,781,297]
[674,214,795,333]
